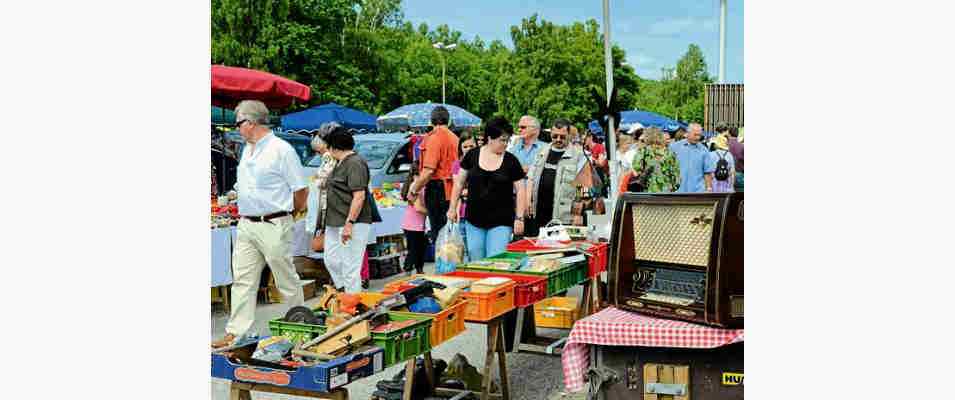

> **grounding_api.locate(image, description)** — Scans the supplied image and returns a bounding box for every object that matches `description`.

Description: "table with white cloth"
[211,226,236,287]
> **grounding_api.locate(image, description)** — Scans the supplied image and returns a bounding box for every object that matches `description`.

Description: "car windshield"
[354,140,400,169]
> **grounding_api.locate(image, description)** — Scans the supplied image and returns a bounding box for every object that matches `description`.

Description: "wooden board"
[644,363,690,400]
[308,321,371,356]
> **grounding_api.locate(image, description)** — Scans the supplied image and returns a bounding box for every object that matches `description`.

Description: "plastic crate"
[460,280,516,322]
[581,242,609,278]
[442,270,547,308]
[467,251,528,270]
[459,259,586,297]
[372,312,433,366]
[390,299,467,347]
[506,238,572,252]
[381,274,426,295]
[268,312,432,367]
[533,297,580,329]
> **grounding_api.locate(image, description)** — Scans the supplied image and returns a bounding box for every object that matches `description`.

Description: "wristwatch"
[346,219,356,225]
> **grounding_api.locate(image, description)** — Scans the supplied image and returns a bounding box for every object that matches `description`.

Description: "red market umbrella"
[211,65,311,110]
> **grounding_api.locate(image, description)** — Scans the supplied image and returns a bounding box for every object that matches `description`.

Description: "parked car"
[304,132,413,187]
[216,130,315,192]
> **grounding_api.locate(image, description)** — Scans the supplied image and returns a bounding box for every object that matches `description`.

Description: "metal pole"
[719,0,727,83]
[442,53,447,104]
[602,0,618,214]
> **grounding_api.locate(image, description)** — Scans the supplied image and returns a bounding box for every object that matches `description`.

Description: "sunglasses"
[551,135,568,140]
[234,119,249,129]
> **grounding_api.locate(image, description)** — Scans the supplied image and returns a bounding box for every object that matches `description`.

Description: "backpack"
[714,151,731,181]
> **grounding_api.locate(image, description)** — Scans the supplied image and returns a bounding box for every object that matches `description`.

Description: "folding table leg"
[402,358,416,400]
[482,320,501,400]
[423,352,435,389]
[511,308,525,354]
[495,323,510,400]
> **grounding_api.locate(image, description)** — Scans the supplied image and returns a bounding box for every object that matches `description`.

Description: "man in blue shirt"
[507,115,545,172]
[668,123,714,192]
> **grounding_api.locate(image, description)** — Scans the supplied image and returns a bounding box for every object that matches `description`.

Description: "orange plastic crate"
[381,275,424,295]
[460,281,516,322]
[391,299,467,346]
[533,296,579,329]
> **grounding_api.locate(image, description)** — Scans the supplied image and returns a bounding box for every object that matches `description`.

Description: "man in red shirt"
[584,131,607,173]
[408,106,459,242]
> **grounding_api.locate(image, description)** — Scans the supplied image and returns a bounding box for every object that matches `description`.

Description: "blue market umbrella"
[280,102,377,132]
[589,109,688,134]
[377,102,481,131]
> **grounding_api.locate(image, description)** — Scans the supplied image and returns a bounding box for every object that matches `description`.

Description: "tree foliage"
[212,1,709,128]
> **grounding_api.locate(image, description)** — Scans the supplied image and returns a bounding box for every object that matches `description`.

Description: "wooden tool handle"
[291,349,336,360]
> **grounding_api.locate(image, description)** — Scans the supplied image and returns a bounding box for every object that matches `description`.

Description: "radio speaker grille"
[632,203,717,267]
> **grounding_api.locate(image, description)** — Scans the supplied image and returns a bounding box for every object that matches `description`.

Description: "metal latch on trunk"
[645,383,688,396]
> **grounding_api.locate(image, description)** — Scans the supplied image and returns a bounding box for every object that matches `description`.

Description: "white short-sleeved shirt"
[235,132,307,216]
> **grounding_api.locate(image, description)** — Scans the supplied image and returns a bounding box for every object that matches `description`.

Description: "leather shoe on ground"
[211,333,236,349]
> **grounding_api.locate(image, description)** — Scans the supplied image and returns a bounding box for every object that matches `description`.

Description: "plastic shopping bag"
[435,222,465,274]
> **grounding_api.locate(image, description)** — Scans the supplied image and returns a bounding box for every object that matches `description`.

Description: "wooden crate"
[592,342,743,400]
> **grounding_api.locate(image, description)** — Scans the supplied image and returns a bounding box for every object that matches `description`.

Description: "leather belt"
[242,211,291,223]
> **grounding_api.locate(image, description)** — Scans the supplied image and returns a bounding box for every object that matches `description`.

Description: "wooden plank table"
[511,278,596,356]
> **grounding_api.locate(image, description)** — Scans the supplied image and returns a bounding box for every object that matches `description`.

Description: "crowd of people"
[212,100,744,348]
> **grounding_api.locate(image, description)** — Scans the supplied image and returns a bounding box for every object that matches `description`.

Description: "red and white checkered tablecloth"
[561,307,744,392]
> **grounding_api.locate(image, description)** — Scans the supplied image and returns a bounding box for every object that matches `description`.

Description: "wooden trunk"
[592,343,743,400]
[609,193,743,328]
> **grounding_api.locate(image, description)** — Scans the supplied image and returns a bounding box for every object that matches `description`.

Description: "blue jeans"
[463,221,513,261]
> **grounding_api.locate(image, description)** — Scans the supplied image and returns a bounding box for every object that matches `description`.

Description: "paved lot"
[211,262,584,400]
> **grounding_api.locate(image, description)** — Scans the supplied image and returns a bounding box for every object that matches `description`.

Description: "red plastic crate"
[583,242,609,278]
[506,238,571,252]
[442,270,547,308]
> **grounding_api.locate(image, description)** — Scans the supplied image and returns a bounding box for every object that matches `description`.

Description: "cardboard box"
[211,344,385,392]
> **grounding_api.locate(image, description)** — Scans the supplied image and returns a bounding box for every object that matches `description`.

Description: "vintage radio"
[609,193,743,328]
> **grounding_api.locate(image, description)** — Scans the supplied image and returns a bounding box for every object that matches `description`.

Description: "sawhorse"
[400,314,510,400]
[512,277,599,355]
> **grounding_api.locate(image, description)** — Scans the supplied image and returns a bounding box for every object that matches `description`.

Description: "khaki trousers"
[226,215,303,337]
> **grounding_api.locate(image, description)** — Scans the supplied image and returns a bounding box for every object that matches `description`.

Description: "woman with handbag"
[446,116,526,260]
[304,125,339,286]
[630,127,681,193]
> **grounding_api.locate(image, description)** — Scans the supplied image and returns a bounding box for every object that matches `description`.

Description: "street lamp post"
[432,42,457,104]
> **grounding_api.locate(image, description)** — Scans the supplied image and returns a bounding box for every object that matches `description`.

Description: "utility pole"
[719,0,727,83]
[432,42,457,104]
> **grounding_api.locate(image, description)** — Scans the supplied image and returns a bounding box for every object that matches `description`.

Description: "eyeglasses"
[551,135,567,140]
[234,119,249,129]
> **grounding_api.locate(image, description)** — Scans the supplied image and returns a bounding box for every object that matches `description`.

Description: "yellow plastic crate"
[534,297,579,329]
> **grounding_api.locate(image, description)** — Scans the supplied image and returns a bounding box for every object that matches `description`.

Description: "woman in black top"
[447,116,526,260]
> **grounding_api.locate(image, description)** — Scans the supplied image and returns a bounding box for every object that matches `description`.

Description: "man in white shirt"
[213,100,309,349]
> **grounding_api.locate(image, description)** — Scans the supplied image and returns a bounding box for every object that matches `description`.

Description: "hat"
[712,133,729,150]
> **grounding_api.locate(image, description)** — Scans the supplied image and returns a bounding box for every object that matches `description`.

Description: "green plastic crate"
[460,256,588,296]
[268,311,432,367]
